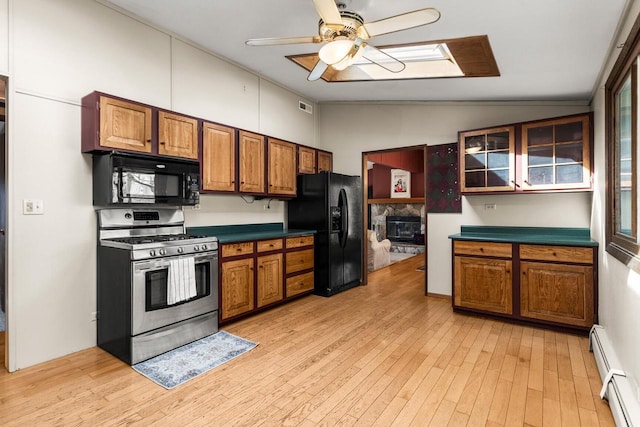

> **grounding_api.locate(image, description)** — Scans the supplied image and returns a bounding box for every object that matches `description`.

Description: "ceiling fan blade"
[312,0,343,26]
[362,45,405,73]
[246,36,323,46]
[308,59,329,81]
[361,8,440,38]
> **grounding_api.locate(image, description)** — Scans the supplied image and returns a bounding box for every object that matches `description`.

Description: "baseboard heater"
[590,325,640,426]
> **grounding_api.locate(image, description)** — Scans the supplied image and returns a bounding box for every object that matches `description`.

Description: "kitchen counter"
[448,225,598,247]
[187,222,315,244]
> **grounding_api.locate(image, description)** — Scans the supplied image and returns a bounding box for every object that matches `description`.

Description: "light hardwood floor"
[0,255,614,426]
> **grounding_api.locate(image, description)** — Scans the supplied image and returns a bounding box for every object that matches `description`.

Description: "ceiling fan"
[246,0,441,81]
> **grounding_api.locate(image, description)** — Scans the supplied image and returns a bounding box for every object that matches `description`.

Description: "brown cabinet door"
[257,253,283,308]
[521,114,591,191]
[317,151,333,172]
[454,256,513,314]
[459,126,516,193]
[298,146,316,174]
[158,111,198,159]
[202,122,236,192]
[99,96,152,153]
[520,261,594,327]
[268,138,297,196]
[239,131,265,194]
[221,258,255,320]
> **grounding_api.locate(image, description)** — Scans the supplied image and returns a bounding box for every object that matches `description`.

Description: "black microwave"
[92,152,200,206]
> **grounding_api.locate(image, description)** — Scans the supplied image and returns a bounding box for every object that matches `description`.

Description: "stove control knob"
[177,247,184,254]
[194,245,200,251]
[202,244,207,250]
[159,249,166,256]
[149,250,156,257]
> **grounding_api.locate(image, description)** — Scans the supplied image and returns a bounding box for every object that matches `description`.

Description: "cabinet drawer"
[520,245,593,264]
[286,249,314,274]
[257,238,283,253]
[286,271,314,297]
[286,235,314,249]
[453,241,512,258]
[221,242,254,258]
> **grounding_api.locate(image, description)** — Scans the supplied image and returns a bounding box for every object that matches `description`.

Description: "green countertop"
[187,223,316,244]
[448,225,598,247]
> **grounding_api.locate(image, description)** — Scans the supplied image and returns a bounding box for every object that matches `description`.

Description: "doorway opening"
[362,146,428,294]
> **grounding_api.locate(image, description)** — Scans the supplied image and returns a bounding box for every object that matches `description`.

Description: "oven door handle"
[133,253,217,273]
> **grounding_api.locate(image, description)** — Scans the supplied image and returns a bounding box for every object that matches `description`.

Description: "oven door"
[131,251,218,336]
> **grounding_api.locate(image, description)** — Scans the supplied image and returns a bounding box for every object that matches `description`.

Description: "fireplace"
[386,216,421,242]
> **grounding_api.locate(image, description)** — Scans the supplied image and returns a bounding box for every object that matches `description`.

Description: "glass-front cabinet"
[521,115,591,190]
[458,113,592,194]
[460,126,516,193]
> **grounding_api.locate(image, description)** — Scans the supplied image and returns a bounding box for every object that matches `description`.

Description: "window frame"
[606,12,640,271]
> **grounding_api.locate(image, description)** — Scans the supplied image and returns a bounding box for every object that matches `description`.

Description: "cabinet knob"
[160,141,165,145]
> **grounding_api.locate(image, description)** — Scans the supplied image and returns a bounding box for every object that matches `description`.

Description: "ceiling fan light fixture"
[332,42,366,70]
[318,38,355,65]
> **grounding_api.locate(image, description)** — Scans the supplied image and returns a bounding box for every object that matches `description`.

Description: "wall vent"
[299,101,313,114]
[590,325,640,426]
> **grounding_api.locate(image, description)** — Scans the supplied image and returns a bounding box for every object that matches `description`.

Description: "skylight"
[287,35,500,83]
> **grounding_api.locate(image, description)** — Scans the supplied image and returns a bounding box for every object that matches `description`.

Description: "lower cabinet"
[454,256,512,315]
[256,253,284,308]
[220,234,314,323]
[220,258,254,319]
[452,240,597,332]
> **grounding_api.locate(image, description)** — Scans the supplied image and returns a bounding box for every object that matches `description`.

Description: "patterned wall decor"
[427,143,461,213]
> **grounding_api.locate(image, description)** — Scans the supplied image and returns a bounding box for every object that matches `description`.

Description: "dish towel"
[167,256,197,305]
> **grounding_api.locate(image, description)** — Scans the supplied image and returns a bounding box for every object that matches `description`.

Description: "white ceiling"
[104,0,629,103]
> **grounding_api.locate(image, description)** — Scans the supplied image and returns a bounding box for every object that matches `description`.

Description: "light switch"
[23,199,44,215]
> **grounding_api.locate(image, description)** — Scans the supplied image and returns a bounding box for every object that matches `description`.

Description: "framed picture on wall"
[390,169,411,198]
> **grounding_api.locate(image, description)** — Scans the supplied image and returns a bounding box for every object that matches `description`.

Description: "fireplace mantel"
[368,197,424,204]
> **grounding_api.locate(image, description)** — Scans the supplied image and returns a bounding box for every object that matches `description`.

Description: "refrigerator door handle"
[338,188,348,248]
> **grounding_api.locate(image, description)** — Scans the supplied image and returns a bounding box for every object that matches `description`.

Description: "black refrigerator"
[288,171,363,297]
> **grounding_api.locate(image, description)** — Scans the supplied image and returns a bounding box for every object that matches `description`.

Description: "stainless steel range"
[97,208,218,364]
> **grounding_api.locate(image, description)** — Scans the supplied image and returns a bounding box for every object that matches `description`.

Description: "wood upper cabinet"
[298,146,316,174]
[256,253,284,308]
[91,95,153,153]
[239,131,265,194]
[202,122,236,192]
[453,241,513,315]
[268,138,297,196]
[459,126,516,193]
[459,113,592,194]
[317,150,333,172]
[158,111,198,159]
[521,114,591,191]
[220,257,254,320]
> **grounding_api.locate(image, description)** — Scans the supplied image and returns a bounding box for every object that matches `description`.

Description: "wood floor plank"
[0,255,613,426]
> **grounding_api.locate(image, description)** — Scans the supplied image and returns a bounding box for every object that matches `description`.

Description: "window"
[606,14,640,270]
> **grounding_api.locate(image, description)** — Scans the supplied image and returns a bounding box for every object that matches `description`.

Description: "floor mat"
[132,330,257,389]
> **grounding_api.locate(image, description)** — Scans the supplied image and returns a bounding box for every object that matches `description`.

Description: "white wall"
[0,0,7,75]
[3,0,317,370]
[591,0,640,405]
[318,102,592,295]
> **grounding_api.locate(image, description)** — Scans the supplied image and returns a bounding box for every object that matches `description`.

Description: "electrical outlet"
[484,203,497,211]
[23,199,44,215]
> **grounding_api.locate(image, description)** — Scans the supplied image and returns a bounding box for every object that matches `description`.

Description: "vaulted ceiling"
[104,0,629,103]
